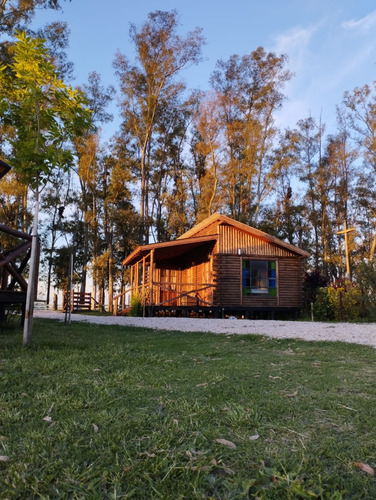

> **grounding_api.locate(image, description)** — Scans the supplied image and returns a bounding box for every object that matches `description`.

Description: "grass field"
[1,319,376,499]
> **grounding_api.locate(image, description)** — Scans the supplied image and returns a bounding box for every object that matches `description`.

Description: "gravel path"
[34,310,376,348]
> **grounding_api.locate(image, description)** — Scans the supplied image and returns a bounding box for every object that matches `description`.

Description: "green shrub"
[327,283,362,321]
[129,294,142,316]
[353,261,376,319]
[313,283,362,321]
[313,287,335,321]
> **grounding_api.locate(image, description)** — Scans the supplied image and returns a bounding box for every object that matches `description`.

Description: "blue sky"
[36,0,376,139]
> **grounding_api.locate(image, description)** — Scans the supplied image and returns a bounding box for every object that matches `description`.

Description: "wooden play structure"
[114,213,310,319]
[0,160,39,324]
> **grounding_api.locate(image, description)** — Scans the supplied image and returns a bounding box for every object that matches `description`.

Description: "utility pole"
[337,222,355,279]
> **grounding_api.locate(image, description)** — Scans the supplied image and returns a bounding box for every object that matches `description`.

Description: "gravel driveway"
[34,310,376,348]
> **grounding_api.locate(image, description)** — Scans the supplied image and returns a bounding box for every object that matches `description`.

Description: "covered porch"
[113,235,217,316]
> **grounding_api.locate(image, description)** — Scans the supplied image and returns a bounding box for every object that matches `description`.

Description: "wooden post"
[150,249,154,309]
[64,252,73,325]
[337,222,355,279]
[23,197,39,346]
[142,256,146,317]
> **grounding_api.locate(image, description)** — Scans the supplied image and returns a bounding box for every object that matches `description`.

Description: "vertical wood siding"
[218,224,296,257]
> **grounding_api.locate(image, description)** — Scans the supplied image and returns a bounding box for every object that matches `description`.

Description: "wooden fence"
[63,291,100,312]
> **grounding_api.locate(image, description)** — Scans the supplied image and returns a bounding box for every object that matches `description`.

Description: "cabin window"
[242,260,277,297]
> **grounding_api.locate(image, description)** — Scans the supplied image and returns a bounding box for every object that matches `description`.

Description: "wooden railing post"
[150,249,154,308]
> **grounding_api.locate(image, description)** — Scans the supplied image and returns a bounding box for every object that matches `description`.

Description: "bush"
[128,289,150,317]
[129,294,142,316]
[327,284,362,321]
[353,261,376,320]
[313,283,362,322]
[312,288,334,321]
[303,271,329,316]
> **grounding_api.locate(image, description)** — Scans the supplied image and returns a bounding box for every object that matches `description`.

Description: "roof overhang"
[123,235,218,266]
[0,160,11,180]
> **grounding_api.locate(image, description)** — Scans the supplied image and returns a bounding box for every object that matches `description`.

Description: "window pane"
[242,260,277,296]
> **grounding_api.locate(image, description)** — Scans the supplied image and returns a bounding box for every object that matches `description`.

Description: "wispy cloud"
[273,24,317,58]
[322,44,375,92]
[271,21,324,81]
[342,10,376,33]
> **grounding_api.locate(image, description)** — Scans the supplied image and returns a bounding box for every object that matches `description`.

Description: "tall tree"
[114,9,205,243]
[73,71,114,293]
[191,91,224,222]
[0,30,90,344]
[0,0,68,35]
[148,92,195,241]
[343,82,376,260]
[210,48,292,224]
[39,169,72,305]
[294,116,324,268]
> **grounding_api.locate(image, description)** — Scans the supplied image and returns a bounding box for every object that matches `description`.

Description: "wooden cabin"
[114,213,310,318]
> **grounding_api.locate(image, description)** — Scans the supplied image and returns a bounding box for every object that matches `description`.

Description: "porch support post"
[135,262,139,296]
[130,264,133,301]
[150,250,154,307]
[142,256,146,317]
[142,256,146,295]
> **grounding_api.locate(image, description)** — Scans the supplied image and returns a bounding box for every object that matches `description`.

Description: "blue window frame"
[242,260,277,297]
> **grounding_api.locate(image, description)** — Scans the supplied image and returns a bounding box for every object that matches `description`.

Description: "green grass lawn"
[1,319,376,499]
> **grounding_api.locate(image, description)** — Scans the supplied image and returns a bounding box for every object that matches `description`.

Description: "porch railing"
[112,282,216,315]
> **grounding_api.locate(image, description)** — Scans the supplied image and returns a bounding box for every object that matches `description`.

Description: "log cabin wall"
[212,224,305,309]
[212,254,241,307]
[277,258,305,308]
[212,254,305,308]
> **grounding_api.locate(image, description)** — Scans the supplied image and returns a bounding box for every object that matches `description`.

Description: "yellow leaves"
[43,402,54,423]
[214,438,237,449]
[13,50,55,88]
[326,284,362,321]
[0,171,27,199]
[77,133,99,185]
[285,390,299,398]
[354,462,374,476]
[186,449,235,475]
[249,434,260,441]
[138,451,156,458]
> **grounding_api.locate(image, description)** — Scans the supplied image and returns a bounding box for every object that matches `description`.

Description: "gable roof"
[178,213,310,258]
[123,213,310,267]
